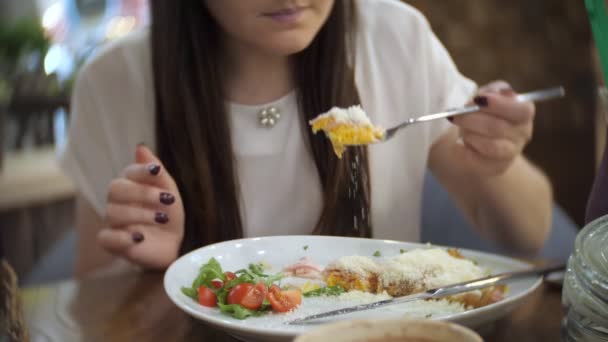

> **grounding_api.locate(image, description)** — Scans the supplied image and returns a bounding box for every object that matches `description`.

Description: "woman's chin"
[262,36,316,56]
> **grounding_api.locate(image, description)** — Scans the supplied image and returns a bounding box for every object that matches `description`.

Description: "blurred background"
[0,0,602,285]
[0,0,148,282]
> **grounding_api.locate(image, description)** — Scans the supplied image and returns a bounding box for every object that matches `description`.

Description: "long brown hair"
[151,1,372,254]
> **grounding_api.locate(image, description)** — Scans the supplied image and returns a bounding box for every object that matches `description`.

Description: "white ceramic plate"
[164,236,542,342]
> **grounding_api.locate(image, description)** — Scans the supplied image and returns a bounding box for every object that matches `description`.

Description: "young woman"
[61,0,553,275]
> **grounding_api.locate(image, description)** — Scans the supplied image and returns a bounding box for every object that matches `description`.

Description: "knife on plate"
[287,263,564,325]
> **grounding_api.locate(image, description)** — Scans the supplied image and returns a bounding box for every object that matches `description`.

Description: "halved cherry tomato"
[241,282,268,310]
[197,286,217,307]
[227,282,268,310]
[266,285,302,313]
[227,283,252,305]
[224,272,237,286]
[211,278,223,289]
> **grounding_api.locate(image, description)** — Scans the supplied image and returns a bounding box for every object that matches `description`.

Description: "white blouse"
[59,0,476,242]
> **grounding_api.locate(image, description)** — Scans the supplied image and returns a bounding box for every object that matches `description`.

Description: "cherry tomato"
[227,282,268,310]
[227,283,252,305]
[241,282,268,310]
[266,285,302,313]
[211,279,223,289]
[197,286,217,307]
[224,272,237,286]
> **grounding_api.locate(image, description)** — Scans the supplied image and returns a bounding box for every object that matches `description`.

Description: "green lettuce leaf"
[217,303,261,320]
[180,286,198,300]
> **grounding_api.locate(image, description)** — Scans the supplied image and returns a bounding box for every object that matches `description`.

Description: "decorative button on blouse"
[258,107,281,128]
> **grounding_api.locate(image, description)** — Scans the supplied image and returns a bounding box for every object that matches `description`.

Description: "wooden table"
[0,147,75,211]
[21,271,565,341]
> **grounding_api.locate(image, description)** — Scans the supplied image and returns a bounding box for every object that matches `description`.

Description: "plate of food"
[163,236,542,342]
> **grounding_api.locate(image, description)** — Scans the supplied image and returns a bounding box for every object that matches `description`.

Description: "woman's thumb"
[134,144,178,191]
[135,144,161,165]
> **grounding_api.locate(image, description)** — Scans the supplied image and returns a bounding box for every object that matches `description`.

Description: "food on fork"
[309,105,385,158]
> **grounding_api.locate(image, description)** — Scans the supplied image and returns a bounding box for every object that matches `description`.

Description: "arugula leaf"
[249,263,267,277]
[263,272,283,287]
[181,286,198,300]
[182,257,225,297]
[217,303,261,320]
[216,287,229,304]
[231,265,283,288]
[233,269,257,285]
[192,257,225,290]
[259,298,273,312]
[373,250,381,257]
[303,285,346,297]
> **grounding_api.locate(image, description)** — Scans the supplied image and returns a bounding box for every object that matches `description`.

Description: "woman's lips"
[262,7,306,24]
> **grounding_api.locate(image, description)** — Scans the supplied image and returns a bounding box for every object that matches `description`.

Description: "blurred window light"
[43,44,74,78]
[44,45,62,75]
[105,15,137,40]
[42,2,65,30]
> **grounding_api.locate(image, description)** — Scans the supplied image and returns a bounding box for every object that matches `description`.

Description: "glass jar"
[562,215,608,341]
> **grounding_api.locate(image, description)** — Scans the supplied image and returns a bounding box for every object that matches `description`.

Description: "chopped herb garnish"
[303,245,309,251]
[400,249,406,254]
[303,285,346,297]
[373,250,381,257]
[425,313,433,318]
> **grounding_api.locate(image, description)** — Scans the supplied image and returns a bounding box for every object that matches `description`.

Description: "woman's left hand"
[450,80,535,176]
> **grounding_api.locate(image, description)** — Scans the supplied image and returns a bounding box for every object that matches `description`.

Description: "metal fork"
[376,86,565,143]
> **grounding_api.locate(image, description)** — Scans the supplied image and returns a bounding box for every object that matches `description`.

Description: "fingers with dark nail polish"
[148,164,161,175]
[132,232,144,243]
[160,192,175,205]
[155,212,169,224]
[474,96,489,107]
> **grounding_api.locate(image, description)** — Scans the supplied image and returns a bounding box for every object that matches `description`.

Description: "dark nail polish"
[160,192,175,205]
[474,96,489,107]
[447,116,454,123]
[155,212,169,224]
[132,232,144,243]
[148,164,161,175]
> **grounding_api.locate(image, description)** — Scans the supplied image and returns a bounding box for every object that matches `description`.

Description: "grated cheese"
[315,105,372,125]
[380,248,487,289]
[323,256,381,277]
[248,291,466,329]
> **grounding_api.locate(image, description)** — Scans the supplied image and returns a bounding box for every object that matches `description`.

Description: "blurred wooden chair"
[1,259,29,342]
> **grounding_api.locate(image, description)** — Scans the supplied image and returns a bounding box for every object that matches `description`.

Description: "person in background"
[61,0,553,275]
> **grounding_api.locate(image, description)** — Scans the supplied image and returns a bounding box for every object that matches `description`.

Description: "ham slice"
[282,257,323,280]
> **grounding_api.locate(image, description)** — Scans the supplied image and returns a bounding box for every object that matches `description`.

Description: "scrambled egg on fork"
[309,105,385,158]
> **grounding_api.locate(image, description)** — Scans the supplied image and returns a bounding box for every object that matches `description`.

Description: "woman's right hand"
[98,144,185,269]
